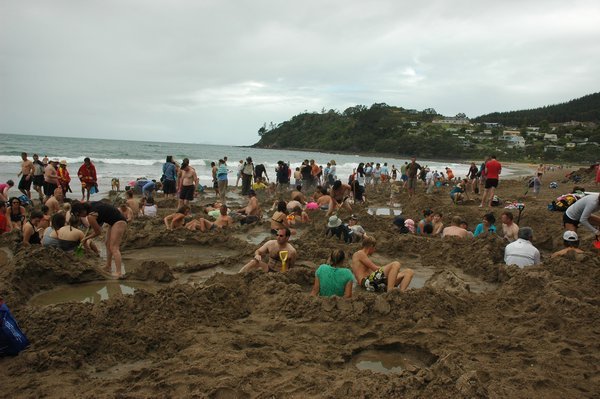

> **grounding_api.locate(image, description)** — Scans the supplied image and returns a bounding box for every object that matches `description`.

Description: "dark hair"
[332,180,342,190]
[277,200,287,213]
[84,157,91,163]
[30,210,43,220]
[51,212,66,230]
[296,185,302,191]
[177,205,190,214]
[278,227,291,237]
[41,205,49,214]
[451,216,462,226]
[9,197,20,205]
[328,249,346,266]
[71,201,91,216]
[423,209,434,217]
[483,212,496,224]
[502,211,513,221]
[181,158,189,169]
[7,180,14,186]
[166,155,173,163]
[423,224,434,234]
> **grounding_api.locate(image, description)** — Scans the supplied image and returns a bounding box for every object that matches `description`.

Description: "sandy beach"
[1,164,599,398]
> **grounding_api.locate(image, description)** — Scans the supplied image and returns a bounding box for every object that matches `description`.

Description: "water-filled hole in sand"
[367,207,402,216]
[120,246,242,269]
[352,344,438,374]
[29,281,163,306]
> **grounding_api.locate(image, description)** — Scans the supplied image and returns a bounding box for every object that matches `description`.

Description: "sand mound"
[1,167,599,398]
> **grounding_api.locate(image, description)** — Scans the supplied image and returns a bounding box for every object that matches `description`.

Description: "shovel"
[279,250,289,272]
[75,227,90,257]
[516,204,525,225]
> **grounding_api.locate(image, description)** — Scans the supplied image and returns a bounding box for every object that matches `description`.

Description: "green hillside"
[472,92,600,126]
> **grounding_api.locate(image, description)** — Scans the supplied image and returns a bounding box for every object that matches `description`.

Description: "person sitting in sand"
[235,190,262,225]
[442,216,471,238]
[347,215,366,242]
[416,209,434,235]
[431,212,444,235]
[0,202,9,234]
[140,197,158,217]
[239,227,297,273]
[314,187,332,210]
[285,199,303,213]
[290,206,309,225]
[270,200,295,235]
[44,187,64,216]
[42,211,65,248]
[22,210,44,246]
[6,197,26,231]
[504,227,540,268]
[552,231,585,258]
[186,205,234,232]
[474,213,497,237]
[38,205,51,230]
[57,213,85,252]
[501,211,519,242]
[310,249,355,298]
[125,190,139,218]
[351,236,414,292]
[164,205,191,230]
[290,185,306,204]
[118,204,134,223]
[327,180,353,216]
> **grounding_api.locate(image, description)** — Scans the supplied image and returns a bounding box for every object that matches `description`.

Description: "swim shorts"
[18,175,32,191]
[43,182,57,196]
[361,267,387,292]
[179,185,195,201]
[562,213,579,227]
[32,175,44,187]
[485,178,498,189]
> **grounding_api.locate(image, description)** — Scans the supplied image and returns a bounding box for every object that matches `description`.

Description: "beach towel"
[0,302,30,356]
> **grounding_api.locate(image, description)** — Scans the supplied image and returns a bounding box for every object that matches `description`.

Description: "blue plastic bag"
[90,185,98,195]
[0,302,30,356]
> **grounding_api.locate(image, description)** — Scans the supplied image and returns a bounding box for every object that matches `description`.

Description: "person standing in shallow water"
[241,157,254,195]
[71,201,128,277]
[161,155,178,199]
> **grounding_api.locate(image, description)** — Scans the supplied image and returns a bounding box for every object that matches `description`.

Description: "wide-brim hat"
[327,215,342,228]
[60,160,67,166]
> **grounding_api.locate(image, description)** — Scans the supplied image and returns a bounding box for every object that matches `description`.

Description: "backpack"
[0,302,30,356]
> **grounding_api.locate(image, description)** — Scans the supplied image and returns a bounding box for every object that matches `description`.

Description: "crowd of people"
[2,151,599,293]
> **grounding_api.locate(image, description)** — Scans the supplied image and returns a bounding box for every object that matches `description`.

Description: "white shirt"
[504,238,540,268]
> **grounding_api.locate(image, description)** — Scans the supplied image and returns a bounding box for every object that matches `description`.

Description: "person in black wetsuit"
[71,201,127,277]
[22,210,43,247]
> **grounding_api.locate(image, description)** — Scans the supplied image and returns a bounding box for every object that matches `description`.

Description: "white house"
[543,133,558,142]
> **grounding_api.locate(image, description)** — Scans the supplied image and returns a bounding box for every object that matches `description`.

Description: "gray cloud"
[1,0,599,144]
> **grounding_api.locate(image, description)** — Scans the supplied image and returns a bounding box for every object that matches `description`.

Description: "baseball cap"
[563,231,578,241]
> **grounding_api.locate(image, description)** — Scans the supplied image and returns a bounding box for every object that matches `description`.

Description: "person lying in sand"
[164,205,190,230]
[290,185,306,204]
[351,236,414,292]
[239,228,297,273]
[186,205,234,232]
[552,230,585,258]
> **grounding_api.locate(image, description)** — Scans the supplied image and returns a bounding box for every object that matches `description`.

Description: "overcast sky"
[1,0,599,145]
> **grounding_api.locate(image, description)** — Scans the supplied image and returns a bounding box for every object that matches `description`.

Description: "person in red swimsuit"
[480,155,502,208]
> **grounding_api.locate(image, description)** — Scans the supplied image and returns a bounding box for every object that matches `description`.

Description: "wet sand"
[1,165,599,398]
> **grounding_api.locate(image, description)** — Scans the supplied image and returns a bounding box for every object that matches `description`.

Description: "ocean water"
[0,133,511,196]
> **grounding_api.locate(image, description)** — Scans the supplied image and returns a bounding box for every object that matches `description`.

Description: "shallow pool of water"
[121,246,241,269]
[29,281,163,306]
[367,208,402,216]
[352,345,437,374]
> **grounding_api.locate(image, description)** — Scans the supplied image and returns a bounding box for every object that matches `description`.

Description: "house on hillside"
[544,145,564,152]
[565,143,576,149]
[482,122,500,128]
[543,133,558,142]
[499,135,525,148]
[432,116,470,125]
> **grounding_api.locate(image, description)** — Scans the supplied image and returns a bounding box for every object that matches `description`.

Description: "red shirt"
[485,159,502,179]
[0,213,8,234]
